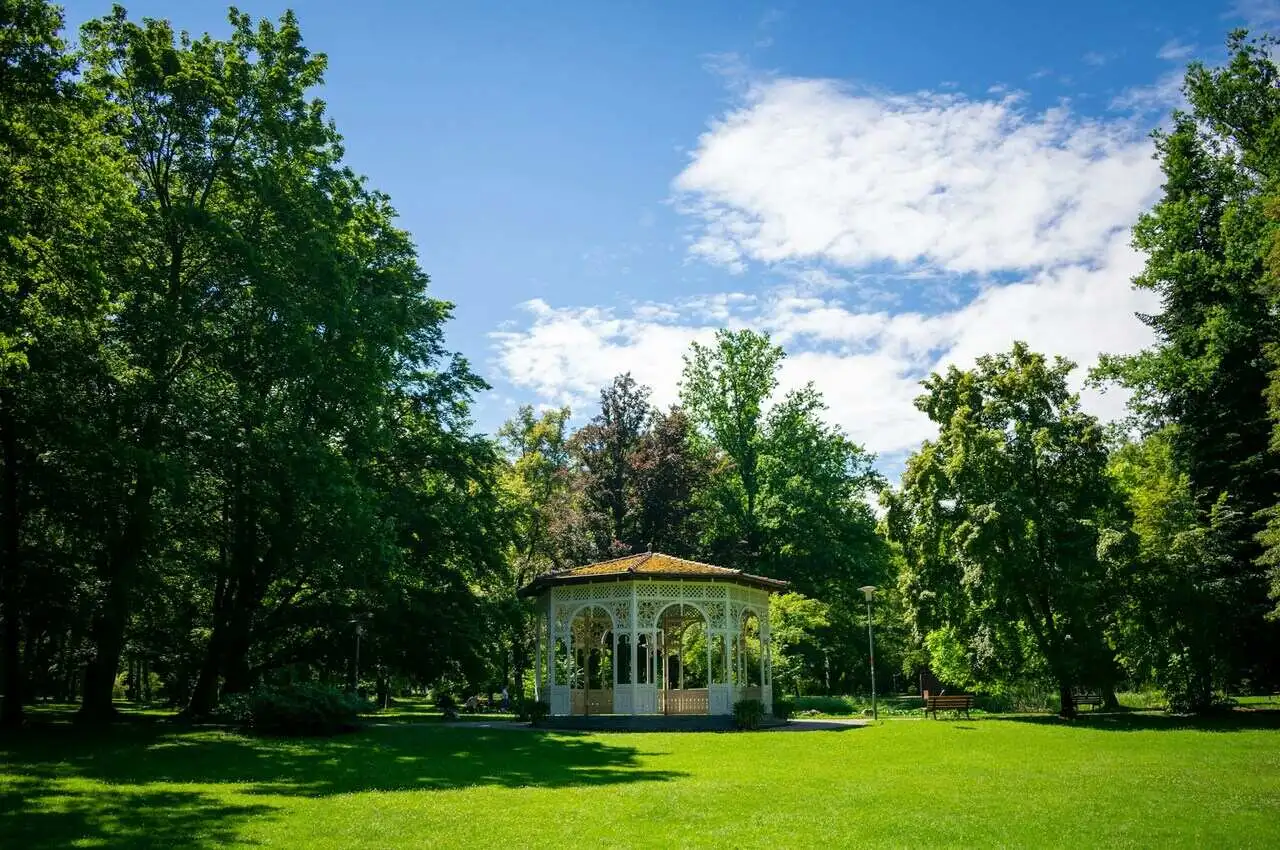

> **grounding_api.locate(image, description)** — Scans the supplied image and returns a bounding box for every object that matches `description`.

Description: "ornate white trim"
[537,577,776,717]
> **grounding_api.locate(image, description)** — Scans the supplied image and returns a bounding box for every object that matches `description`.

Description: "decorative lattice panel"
[637,599,660,628]
[702,584,727,600]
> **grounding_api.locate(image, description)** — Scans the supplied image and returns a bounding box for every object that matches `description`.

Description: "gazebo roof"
[517,552,789,597]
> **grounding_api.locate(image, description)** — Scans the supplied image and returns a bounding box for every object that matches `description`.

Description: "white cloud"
[1157,39,1196,61]
[1233,0,1280,29]
[491,70,1170,472]
[491,235,1157,458]
[1083,51,1109,66]
[672,78,1161,276]
[1111,70,1186,115]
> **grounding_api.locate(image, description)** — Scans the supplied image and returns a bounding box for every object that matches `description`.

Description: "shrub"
[515,699,551,726]
[733,698,765,730]
[224,683,370,736]
[772,698,795,721]
[793,695,860,715]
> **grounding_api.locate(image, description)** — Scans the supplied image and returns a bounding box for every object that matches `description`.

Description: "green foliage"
[224,683,370,737]
[732,697,765,730]
[771,698,794,720]
[768,592,829,695]
[678,331,895,692]
[886,343,1123,716]
[793,695,863,714]
[1092,30,1280,700]
[569,373,652,552]
[515,698,550,726]
[1106,430,1233,711]
[631,407,714,558]
[681,329,784,557]
[1,2,506,726]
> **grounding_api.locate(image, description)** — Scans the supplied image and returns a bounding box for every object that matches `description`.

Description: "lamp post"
[858,585,877,721]
[349,618,365,693]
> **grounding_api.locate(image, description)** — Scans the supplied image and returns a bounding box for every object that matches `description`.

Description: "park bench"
[923,693,975,719]
[1070,691,1102,711]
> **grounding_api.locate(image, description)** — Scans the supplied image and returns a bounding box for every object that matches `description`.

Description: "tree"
[570,374,651,553]
[631,407,713,558]
[496,405,585,695]
[758,385,886,600]
[0,0,132,727]
[768,591,830,697]
[1107,430,1231,710]
[680,329,783,561]
[887,343,1122,717]
[1093,30,1280,691]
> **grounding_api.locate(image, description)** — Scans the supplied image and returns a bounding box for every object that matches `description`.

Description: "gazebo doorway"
[567,606,614,715]
[656,603,710,715]
[735,608,765,705]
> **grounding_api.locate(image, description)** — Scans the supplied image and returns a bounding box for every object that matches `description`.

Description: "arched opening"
[656,603,710,715]
[736,608,764,702]
[569,606,614,715]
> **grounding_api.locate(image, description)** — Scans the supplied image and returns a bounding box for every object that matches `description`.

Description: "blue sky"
[57,0,1275,474]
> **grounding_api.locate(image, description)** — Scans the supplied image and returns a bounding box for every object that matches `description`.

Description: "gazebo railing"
[661,688,709,715]
[737,686,761,703]
[570,688,614,715]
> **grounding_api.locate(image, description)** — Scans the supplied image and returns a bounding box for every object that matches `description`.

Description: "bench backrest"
[925,695,973,707]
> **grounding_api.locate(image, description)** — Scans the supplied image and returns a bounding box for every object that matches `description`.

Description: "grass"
[3,705,1278,848]
[359,695,513,725]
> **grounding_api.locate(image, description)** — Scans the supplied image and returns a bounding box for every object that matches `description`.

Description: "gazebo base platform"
[542,714,788,732]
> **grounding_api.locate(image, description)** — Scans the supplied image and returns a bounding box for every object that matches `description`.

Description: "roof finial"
[647,541,653,552]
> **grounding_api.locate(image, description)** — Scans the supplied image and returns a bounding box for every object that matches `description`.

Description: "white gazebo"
[519,552,787,717]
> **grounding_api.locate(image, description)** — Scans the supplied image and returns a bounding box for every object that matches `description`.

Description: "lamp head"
[858,585,877,601]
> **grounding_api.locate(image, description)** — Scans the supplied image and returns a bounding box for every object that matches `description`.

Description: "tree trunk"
[1058,681,1078,719]
[79,599,127,722]
[79,516,151,721]
[1102,684,1120,711]
[0,390,25,728]
[186,628,227,718]
[79,407,160,723]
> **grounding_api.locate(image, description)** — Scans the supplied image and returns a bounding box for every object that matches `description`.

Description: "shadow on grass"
[997,708,1280,733]
[0,779,274,850]
[1,719,682,849]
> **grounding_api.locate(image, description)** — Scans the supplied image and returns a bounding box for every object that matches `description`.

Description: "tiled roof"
[518,552,788,596]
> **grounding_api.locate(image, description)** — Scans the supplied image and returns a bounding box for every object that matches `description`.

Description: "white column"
[629,587,639,715]
[534,610,543,700]
[706,630,713,687]
[759,636,767,691]
[548,610,557,688]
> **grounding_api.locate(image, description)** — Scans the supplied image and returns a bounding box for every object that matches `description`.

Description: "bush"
[515,698,551,726]
[223,683,370,736]
[792,694,924,717]
[793,695,861,715]
[772,698,795,721]
[733,698,765,730]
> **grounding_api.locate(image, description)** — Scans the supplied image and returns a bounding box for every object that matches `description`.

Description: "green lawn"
[3,708,1278,848]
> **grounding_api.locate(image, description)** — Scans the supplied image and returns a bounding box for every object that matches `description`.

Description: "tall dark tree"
[631,407,712,557]
[571,374,652,553]
[1094,30,1280,693]
[0,0,131,727]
